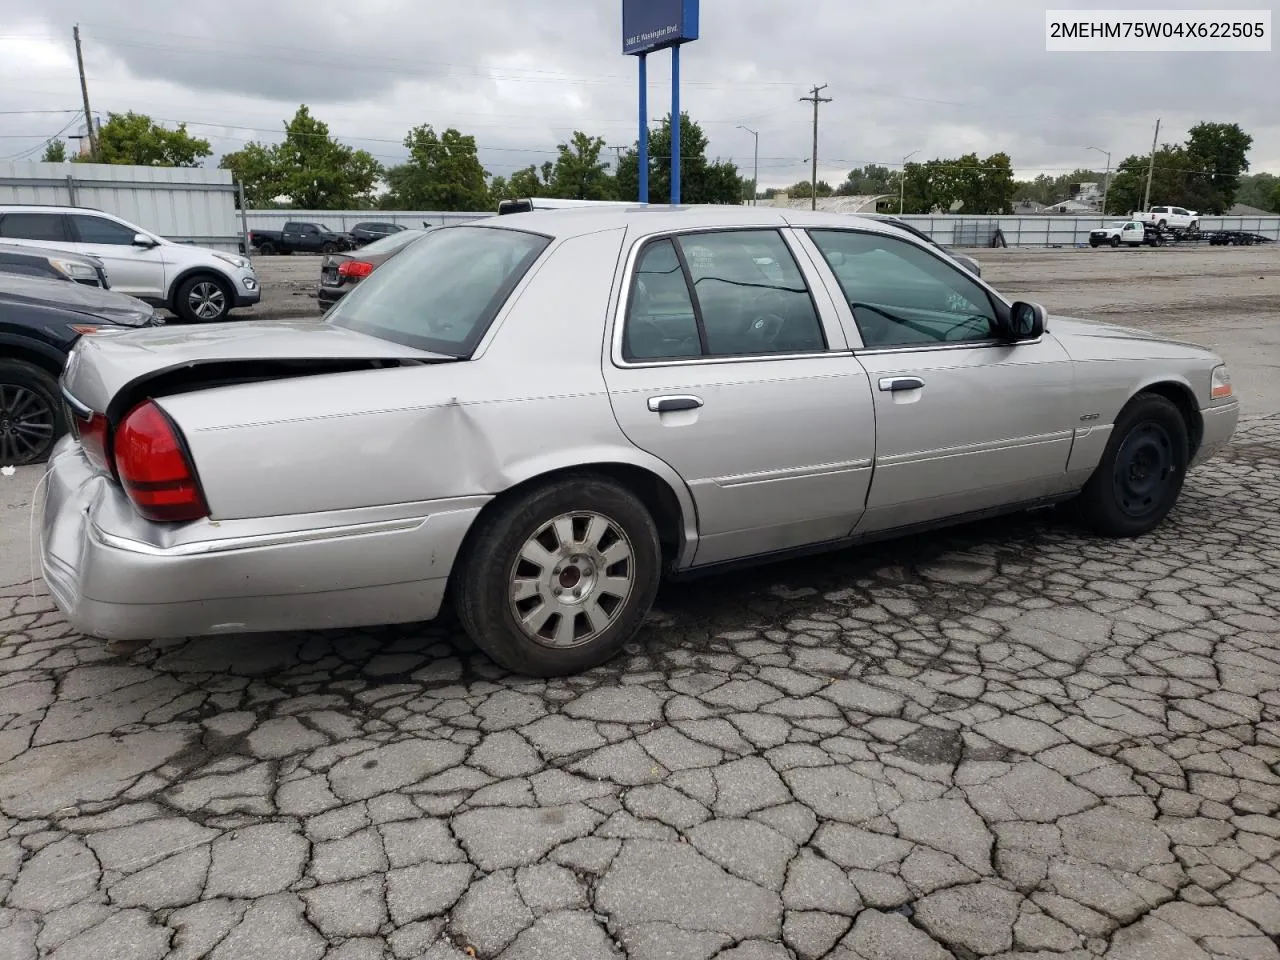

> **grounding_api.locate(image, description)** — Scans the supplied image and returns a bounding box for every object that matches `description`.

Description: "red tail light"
[79,412,111,472]
[337,260,374,279]
[113,401,209,523]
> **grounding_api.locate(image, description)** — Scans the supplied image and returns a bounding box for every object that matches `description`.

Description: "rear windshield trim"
[327,225,553,358]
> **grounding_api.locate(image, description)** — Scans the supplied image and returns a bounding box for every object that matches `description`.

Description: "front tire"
[0,360,65,465]
[1109,235,1121,248]
[1076,394,1189,537]
[452,475,662,676]
[175,275,232,323]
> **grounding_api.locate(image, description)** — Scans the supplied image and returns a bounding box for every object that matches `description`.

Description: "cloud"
[1,0,1275,189]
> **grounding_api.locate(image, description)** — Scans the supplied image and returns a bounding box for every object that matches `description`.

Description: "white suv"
[0,205,260,323]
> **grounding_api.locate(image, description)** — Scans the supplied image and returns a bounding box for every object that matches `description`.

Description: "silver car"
[40,207,1239,676]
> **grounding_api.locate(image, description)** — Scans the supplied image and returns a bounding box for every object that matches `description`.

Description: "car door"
[1123,222,1144,243]
[67,213,165,300]
[603,226,877,568]
[0,211,74,255]
[803,227,1077,534]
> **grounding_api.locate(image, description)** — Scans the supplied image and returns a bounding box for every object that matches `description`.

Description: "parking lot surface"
[2,247,1279,959]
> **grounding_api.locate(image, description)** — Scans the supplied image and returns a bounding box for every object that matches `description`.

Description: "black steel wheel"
[1076,393,1189,537]
[1109,235,1121,247]
[0,360,65,465]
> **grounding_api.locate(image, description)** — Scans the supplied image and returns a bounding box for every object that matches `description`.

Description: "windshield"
[358,229,430,256]
[326,225,550,356]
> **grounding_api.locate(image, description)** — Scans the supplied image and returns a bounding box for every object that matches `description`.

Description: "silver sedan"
[40,207,1239,676]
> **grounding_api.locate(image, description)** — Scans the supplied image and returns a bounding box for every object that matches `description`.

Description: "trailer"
[1205,230,1274,246]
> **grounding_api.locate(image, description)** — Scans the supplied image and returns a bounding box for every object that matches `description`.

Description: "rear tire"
[1076,394,1189,537]
[452,475,662,677]
[175,274,232,323]
[0,359,65,466]
[258,241,276,255]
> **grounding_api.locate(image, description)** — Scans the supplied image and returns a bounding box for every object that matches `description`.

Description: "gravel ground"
[1,245,1278,960]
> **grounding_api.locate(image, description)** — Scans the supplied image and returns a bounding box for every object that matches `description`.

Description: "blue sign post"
[622,0,699,204]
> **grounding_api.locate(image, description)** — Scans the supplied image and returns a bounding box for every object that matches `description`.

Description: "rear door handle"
[878,377,925,392]
[647,395,703,413]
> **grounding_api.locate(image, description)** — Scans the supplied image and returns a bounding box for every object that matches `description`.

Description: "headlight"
[1210,364,1232,400]
[213,252,250,270]
[51,258,100,282]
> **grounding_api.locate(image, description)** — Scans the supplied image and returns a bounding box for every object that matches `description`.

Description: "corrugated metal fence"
[2,161,1276,252]
[0,161,242,252]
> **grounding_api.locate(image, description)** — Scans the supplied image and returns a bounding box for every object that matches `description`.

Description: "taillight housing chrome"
[337,260,374,280]
[112,400,209,523]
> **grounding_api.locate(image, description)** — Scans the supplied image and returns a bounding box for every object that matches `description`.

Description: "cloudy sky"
[0,0,1275,193]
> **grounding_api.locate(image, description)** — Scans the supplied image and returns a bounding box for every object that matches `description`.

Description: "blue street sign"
[622,0,699,56]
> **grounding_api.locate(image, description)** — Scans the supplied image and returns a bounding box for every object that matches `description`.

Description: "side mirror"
[132,233,156,247]
[1006,301,1046,341]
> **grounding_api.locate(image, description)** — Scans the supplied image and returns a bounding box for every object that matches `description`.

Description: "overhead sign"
[622,0,699,55]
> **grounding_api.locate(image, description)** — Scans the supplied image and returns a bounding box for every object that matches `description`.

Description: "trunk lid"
[61,319,450,417]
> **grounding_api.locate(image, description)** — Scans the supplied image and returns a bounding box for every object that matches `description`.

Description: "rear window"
[0,213,68,242]
[358,229,429,256]
[326,225,550,356]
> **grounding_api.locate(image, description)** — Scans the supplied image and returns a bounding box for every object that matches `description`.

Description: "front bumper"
[1192,399,1240,467]
[40,437,487,641]
[233,270,262,308]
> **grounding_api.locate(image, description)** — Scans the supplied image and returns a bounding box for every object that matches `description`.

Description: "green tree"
[1234,172,1278,210]
[488,174,510,202]
[835,164,897,196]
[507,164,550,198]
[549,132,615,200]
[383,124,488,211]
[898,154,1014,214]
[615,113,744,204]
[75,111,211,167]
[1271,181,1280,214]
[786,180,834,199]
[275,106,381,209]
[40,140,67,162]
[220,142,286,207]
[1106,145,1191,216]
[1184,122,1253,214]
[1012,168,1104,207]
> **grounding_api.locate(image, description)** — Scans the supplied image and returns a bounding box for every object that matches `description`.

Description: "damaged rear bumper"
[40,436,488,641]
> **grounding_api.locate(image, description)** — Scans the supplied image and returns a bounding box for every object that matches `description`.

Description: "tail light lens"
[79,412,111,472]
[113,401,209,522]
[337,260,374,280]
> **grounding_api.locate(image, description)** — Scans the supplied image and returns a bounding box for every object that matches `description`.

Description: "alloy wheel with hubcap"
[453,474,662,676]
[509,511,636,649]
[187,281,227,321]
[0,383,56,464]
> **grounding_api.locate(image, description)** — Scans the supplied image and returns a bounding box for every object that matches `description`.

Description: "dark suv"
[0,274,162,464]
[349,222,407,246]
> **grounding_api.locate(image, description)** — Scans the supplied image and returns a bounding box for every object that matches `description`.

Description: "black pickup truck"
[248,221,354,255]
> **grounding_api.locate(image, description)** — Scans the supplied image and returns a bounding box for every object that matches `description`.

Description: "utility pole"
[1142,118,1160,212]
[608,145,627,168]
[73,25,98,161]
[1087,145,1111,215]
[799,84,831,211]
[899,150,919,215]
[737,125,759,205]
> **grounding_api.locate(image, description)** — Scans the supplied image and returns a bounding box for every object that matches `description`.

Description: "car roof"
[0,204,104,214]
[472,205,911,241]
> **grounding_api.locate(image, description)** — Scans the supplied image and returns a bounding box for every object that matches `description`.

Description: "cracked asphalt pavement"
[0,414,1277,959]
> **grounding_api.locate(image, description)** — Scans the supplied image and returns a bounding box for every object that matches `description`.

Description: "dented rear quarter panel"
[158,227,698,527]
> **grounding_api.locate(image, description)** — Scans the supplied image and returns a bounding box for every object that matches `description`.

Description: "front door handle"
[648,395,703,413]
[878,377,925,392]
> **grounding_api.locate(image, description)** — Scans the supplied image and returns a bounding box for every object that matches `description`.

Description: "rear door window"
[0,213,70,242]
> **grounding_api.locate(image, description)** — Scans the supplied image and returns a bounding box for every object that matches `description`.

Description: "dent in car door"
[603,227,876,567]
[806,228,1077,533]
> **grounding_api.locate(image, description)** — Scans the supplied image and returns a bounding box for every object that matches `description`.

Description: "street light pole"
[899,150,919,215]
[1087,145,1111,215]
[737,125,759,205]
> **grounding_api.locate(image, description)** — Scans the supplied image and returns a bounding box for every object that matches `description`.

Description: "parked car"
[1132,206,1199,232]
[1090,221,1147,247]
[249,222,353,255]
[318,228,432,308]
[1,273,163,464]
[862,214,982,276]
[349,222,407,246]
[0,205,260,323]
[41,208,1237,677]
[0,242,110,288]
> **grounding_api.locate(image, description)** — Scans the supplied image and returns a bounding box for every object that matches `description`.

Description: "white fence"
[0,161,243,252]
[890,214,1280,248]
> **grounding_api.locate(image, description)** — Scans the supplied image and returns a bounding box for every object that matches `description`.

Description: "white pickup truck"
[1131,205,1199,232]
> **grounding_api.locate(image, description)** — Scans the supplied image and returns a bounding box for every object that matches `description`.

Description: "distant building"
[1228,203,1272,216]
